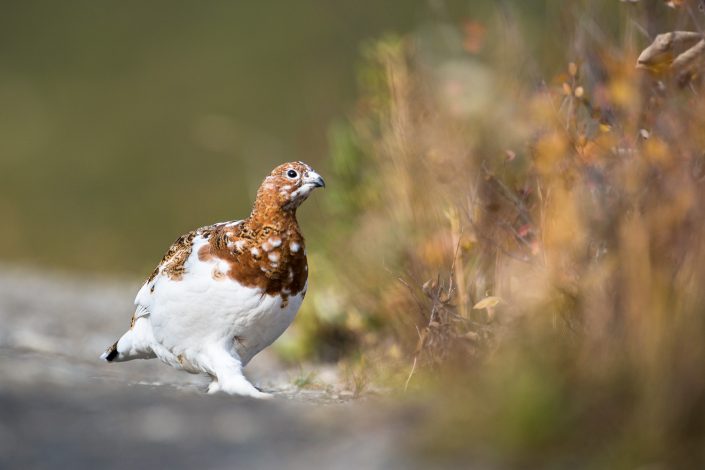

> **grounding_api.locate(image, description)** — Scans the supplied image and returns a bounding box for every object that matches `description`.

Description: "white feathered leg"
[203,346,271,399]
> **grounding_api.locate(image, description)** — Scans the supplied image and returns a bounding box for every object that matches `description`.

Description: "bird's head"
[256,161,325,212]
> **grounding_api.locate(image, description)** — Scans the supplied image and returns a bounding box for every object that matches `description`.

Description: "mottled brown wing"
[144,221,235,284]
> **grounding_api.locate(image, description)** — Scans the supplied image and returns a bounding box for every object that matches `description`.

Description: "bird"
[101,161,325,398]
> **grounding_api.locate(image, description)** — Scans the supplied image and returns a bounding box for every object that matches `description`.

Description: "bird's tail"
[100,341,120,362]
[100,318,156,362]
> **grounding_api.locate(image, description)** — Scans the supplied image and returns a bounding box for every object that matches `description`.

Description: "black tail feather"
[103,342,119,362]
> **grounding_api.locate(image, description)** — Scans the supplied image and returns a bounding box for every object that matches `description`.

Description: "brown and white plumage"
[101,162,324,398]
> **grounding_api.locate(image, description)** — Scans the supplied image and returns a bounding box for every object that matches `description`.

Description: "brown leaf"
[422,279,436,297]
[637,32,704,73]
[462,20,487,54]
[473,296,502,310]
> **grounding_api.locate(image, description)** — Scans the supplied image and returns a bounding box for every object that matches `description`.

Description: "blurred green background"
[0,0,617,276]
[0,0,459,274]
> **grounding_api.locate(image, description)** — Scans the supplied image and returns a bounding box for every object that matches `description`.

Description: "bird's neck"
[245,203,299,236]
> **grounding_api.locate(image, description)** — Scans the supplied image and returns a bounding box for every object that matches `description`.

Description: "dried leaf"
[473,296,502,310]
[562,82,572,95]
[464,331,480,342]
[422,279,436,297]
[462,20,487,54]
[637,32,704,73]
[672,39,705,71]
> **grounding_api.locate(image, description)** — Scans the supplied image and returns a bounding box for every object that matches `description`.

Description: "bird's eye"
[286,169,298,179]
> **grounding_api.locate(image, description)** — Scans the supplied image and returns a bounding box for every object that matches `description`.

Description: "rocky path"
[0,266,414,469]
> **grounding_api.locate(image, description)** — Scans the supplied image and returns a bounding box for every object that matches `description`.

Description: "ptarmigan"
[101,162,324,398]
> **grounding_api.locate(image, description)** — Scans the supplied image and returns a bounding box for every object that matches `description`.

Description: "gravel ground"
[0,265,415,469]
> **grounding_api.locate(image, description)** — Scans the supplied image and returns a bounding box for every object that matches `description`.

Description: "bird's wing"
[134,220,243,308]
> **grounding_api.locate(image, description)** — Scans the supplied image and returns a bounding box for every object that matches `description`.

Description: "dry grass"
[315,1,705,466]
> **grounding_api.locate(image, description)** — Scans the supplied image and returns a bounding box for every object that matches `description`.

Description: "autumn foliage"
[315,1,705,466]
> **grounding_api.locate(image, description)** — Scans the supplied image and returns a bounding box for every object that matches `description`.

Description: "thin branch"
[404,356,418,392]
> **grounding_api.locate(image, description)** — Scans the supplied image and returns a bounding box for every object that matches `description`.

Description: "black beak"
[313,176,326,188]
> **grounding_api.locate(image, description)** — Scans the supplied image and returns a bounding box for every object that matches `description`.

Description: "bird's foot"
[208,376,272,399]
[204,347,273,399]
